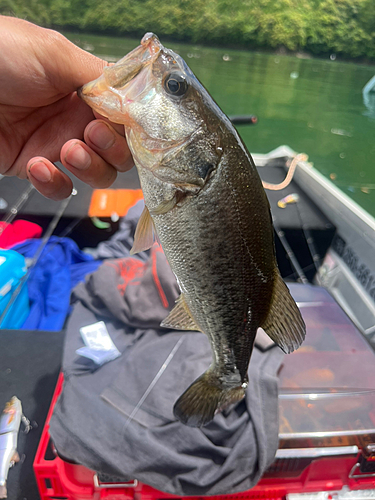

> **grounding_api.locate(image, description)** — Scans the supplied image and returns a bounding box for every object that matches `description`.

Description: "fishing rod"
[260,153,309,284]
[0,190,75,328]
[229,115,258,125]
[273,217,309,284]
[40,211,84,256]
[0,185,35,237]
[275,190,321,279]
[269,154,321,278]
[294,203,321,274]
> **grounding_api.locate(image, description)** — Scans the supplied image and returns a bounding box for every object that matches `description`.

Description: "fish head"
[79,33,226,168]
[1,397,21,428]
[3,396,21,413]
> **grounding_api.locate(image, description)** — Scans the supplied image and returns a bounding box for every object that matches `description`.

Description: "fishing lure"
[0,397,24,499]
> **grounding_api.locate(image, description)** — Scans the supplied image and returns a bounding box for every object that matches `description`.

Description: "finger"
[12,94,96,178]
[61,140,118,188]
[27,158,73,201]
[93,112,125,136]
[84,120,133,173]
[41,29,109,94]
[0,17,108,101]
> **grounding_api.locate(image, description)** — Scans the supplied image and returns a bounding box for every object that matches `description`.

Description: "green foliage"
[304,0,372,57]
[1,0,375,59]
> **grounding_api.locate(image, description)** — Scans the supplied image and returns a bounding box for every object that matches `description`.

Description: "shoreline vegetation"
[2,0,375,61]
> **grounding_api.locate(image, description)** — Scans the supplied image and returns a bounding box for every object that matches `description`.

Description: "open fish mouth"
[79,33,162,123]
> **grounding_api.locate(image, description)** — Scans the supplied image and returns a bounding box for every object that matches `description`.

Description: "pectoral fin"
[130,206,157,255]
[150,190,191,216]
[150,196,178,216]
[161,294,201,331]
[261,273,306,354]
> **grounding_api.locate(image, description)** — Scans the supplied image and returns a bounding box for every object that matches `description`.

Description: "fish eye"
[163,72,188,97]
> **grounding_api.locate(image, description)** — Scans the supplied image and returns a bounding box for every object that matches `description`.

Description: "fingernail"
[28,161,52,183]
[65,143,91,170]
[88,122,115,150]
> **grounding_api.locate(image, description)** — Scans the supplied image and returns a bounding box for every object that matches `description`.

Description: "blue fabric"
[12,237,102,331]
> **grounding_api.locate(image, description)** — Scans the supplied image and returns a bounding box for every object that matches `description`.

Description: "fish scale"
[141,134,274,396]
[79,32,306,427]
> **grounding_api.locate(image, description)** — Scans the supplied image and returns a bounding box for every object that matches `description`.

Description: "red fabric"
[0,220,43,248]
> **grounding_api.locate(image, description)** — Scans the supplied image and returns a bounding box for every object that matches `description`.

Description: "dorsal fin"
[261,273,306,354]
[161,294,201,331]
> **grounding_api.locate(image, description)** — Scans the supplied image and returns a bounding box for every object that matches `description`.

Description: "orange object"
[88,189,143,218]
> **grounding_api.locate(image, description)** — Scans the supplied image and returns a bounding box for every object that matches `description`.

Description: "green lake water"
[65,32,375,218]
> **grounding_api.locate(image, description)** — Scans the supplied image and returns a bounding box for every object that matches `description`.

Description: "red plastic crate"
[34,375,375,500]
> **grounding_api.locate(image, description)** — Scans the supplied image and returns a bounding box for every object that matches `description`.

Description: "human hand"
[0,16,133,200]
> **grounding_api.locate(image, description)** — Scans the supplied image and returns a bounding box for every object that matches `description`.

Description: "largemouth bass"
[0,397,21,498]
[79,33,305,427]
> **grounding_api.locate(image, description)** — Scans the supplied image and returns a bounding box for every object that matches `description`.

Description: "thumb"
[38,28,108,93]
[0,16,109,95]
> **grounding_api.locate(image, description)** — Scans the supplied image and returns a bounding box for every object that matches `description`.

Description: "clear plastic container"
[279,284,375,449]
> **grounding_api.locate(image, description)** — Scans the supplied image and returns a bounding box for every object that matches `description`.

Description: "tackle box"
[0,249,29,329]
[34,284,375,500]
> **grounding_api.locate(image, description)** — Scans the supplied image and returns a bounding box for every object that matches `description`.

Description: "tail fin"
[0,484,7,499]
[174,371,246,427]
